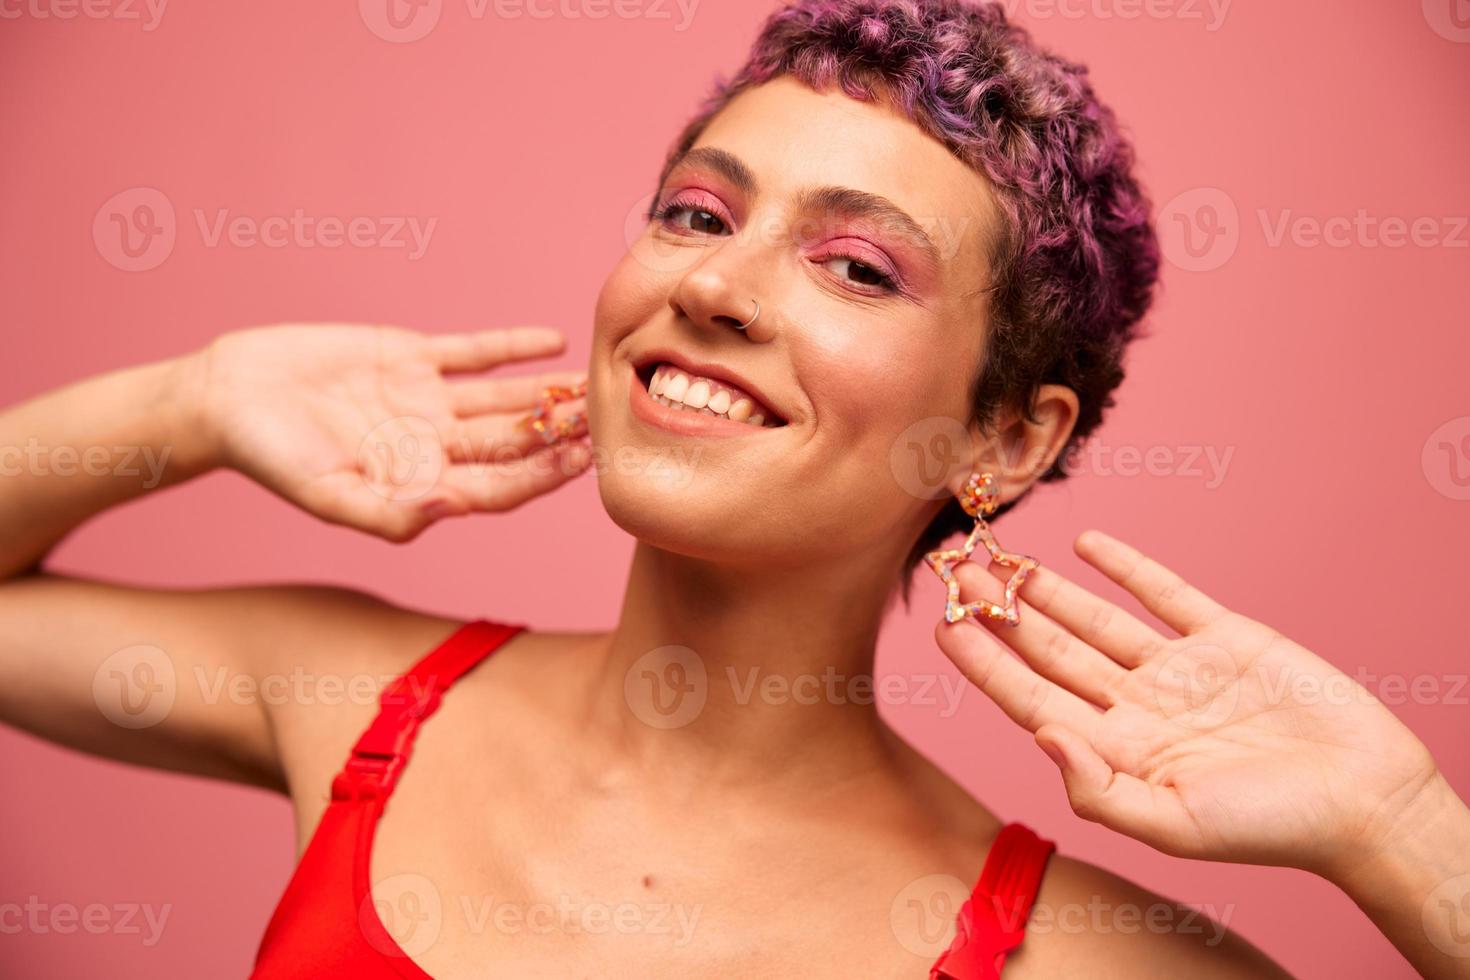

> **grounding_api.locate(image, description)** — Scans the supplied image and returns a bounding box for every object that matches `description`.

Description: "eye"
[821,254,897,292]
[651,196,730,236]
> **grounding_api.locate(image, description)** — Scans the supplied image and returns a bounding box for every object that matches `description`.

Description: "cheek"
[593,245,676,346]
[800,319,964,441]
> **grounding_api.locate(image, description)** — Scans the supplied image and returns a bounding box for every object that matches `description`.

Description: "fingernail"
[1040,741,1067,769]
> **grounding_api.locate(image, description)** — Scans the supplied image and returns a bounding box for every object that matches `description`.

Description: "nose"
[667,250,777,344]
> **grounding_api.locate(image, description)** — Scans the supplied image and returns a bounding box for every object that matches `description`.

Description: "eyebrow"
[659,146,944,269]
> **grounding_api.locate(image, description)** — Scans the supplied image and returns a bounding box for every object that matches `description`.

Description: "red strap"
[330,619,524,804]
[930,822,1056,980]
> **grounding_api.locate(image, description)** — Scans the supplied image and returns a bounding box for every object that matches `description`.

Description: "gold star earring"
[519,379,588,445]
[924,471,1040,627]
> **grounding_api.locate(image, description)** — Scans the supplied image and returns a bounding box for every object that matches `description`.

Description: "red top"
[250,620,1055,979]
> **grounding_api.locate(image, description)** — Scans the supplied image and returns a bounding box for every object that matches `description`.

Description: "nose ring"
[735,299,760,331]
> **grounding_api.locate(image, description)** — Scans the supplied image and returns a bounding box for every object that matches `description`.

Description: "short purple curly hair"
[653,0,1159,585]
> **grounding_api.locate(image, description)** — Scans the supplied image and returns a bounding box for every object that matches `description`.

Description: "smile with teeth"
[645,364,779,427]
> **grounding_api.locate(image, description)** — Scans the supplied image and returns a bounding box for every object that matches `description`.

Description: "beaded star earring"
[519,380,588,445]
[924,471,1040,627]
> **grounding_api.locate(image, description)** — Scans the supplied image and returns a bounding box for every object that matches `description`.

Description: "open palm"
[195,322,589,542]
[935,529,1441,881]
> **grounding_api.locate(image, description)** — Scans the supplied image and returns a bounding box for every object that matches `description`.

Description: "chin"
[589,433,776,564]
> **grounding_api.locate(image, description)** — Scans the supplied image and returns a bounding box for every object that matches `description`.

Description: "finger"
[426,440,593,515]
[1075,529,1230,636]
[934,619,1102,736]
[956,562,1129,705]
[447,400,587,461]
[429,326,567,374]
[449,371,586,417]
[1035,723,1195,854]
[984,560,1164,670]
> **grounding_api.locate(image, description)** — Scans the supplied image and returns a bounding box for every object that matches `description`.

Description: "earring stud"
[518,379,588,445]
[924,472,1040,627]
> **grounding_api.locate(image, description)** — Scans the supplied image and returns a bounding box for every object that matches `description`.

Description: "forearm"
[1330,772,1470,979]
[0,352,217,579]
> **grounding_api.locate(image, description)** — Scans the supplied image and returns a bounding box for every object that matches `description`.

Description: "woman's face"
[588,75,1005,569]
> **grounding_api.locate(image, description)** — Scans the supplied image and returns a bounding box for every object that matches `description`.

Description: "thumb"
[1036,724,1114,815]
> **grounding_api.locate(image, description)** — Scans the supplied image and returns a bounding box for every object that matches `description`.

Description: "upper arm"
[1005,854,1294,979]
[0,572,458,794]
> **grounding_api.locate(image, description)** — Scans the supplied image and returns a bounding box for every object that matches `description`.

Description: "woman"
[3,0,1466,976]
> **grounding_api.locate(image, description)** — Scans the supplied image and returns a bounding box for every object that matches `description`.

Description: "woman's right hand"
[190,322,592,542]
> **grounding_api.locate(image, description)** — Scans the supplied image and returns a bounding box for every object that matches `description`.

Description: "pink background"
[2,1,1468,977]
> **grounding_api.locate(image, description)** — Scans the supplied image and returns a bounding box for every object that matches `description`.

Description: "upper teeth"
[647,364,772,427]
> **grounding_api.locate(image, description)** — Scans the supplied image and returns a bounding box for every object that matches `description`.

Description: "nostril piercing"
[735,299,760,331]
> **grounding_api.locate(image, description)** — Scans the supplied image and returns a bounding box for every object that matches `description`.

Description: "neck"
[582,539,916,791]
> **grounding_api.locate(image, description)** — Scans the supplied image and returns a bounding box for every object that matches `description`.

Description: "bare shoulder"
[240,586,495,824]
[1004,852,1294,979]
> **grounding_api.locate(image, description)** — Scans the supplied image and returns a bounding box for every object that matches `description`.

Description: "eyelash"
[649,196,901,296]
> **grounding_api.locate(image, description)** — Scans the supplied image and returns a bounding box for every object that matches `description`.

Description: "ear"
[953,384,1080,505]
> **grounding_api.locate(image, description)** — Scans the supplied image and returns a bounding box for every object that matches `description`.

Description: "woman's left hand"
[934,529,1445,882]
